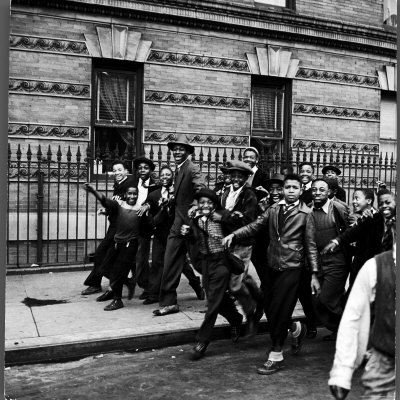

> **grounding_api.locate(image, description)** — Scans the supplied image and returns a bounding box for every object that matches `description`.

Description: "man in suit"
[81,159,136,298]
[153,134,206,316]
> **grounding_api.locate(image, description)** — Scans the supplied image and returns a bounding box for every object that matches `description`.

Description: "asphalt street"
[5,329,363,400]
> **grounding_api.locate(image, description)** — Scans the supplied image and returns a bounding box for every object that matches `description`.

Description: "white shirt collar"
[278,199,300,208]
[176,158,189,170]
[303,181,312,190]
[312,198,331,213]
[251,165,258,173]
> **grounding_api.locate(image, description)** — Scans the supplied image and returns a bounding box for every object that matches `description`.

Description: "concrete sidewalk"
[5,266,305,366]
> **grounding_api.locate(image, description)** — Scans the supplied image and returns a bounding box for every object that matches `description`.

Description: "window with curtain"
[93,68,138,174]
[251,84,285,138]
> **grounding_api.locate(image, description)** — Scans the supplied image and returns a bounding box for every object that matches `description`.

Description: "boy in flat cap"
[322,165,346,203]
[183,188,244,360]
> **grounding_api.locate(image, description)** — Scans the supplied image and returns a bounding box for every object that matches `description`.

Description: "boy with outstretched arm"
[83,183,148,311]
[222,174,319,375]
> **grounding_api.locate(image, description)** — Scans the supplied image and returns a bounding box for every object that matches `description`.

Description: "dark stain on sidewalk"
[22,297,70,307]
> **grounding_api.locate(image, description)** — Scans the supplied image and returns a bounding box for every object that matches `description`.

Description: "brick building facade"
[7,0,397,266]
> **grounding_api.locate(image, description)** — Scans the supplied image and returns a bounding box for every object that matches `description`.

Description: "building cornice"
[11,0,397,57]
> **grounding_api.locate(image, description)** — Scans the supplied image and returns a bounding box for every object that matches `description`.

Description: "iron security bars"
[7,143,396,268]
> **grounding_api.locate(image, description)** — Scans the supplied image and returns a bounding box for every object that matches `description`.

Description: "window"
[92,63,142,175]
[250,78,291,160]
[380,91,397,156]
[383,0,397,27]
[254,0,295,10]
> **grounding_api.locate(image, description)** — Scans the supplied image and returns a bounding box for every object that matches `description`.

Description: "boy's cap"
[194,188,220,205]
[167,133,195,154]
[226,160,253,176]
[220,165,229,173]
[322,165,341,176]
[133,157,155,171]
[266,173,284,189]
[243,146,259,158]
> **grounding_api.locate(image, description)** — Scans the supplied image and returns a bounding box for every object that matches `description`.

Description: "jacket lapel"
[174,160,188,195]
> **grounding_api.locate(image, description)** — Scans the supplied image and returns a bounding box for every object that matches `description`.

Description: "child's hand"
[136,204,150,217]
[222,234,234,249]
[231,211,243,219]
[180,224,191,236]
[112,195,122,201]
[188,206,198,218]
[97,208,107,216]
[83,183,95,193]
[376,180,386,190]
[210,211,222,222]
[255,186,269,196]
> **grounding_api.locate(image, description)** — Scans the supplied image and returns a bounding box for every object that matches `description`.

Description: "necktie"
[382,218,395,251]
[283,204,295,214]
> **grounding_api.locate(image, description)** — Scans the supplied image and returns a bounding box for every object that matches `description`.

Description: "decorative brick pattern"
[147,49,250,73]
[293,139,380,152]
[144,90,250,110]
[293,103,380,122]
[9,34,89,56]
[8,123,90,141]
[295,67,380,88]
[144,130,249,147]
[9,78,90,98]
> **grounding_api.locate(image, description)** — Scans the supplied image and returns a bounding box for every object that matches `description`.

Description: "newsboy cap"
[194,188,220,205]
[225,160,253,176]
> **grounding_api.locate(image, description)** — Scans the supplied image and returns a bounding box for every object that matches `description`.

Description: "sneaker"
[189,342,208,360]
[291,322,307,355]
[257,360,286,375]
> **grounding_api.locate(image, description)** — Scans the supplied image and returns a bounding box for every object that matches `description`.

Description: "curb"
[6,264,93,276]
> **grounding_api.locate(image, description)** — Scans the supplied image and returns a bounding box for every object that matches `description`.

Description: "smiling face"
[159,168,173,188]
[125,187,138,206]
[378,193,396,220]
[353,190,372,213]
[198,196,216,216]
[243,150,258,169]
[113,163,129,183]
[172,145,190,165]
[324,169,339,180]
[230,171,248,190]
[269,183,284,204]
[311,180,330,207]
[283,179,302,204]
[299,164,313,184]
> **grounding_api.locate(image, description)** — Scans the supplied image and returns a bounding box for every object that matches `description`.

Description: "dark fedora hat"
[266,173,284,189]
[133,157,155,171]
[225,160,253,176]
[167,133,195,154]
[322,165,341,176]
[194,188,220,205]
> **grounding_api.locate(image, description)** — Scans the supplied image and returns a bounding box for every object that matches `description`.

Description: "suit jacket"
[234,201,319,272]
[250,168,269,202]
[337,212,385,273]
[170,158,206,235]
[113,175,137,197]
[335,186,346,203]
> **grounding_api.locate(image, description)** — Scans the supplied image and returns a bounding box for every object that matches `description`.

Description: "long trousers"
[314,257,348,332]
[148,236,201,301]
[196,253,242,344]
[159,233,200,307]
[263,267,302,348]
[135,235,150,292]
[297,268,318,330]
[83,226,116,287]
[361,348,395,399]
[106,240,139,298]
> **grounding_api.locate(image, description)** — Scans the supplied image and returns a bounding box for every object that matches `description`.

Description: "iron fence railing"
[7,143,396,268]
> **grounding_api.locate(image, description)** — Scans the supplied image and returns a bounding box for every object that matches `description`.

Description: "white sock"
[268,351,283,362]
[292,321,301,338]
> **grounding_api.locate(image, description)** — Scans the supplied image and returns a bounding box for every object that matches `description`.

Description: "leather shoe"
[193,285,206,301]
[81,286,102,295]
[291,322,307,355]
[138,292,149,300]
[189,342,208,360]
[257,360,285,375]
[143,298,158,305]
[306,327,317,339]
[153,304,179,316]
[125,278,136,300]
[104,298,124,311]
[96,290,114,302]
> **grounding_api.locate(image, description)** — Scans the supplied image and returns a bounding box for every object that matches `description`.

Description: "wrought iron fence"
[7,143,396,268]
